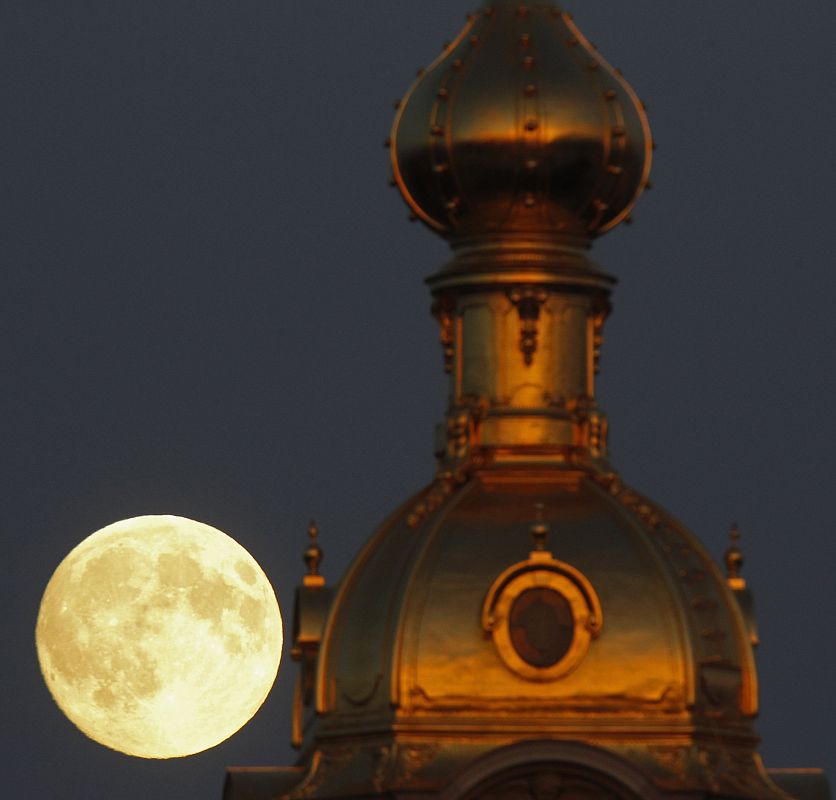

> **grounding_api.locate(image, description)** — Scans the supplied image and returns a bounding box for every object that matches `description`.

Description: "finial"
[530,503,550,555]
[724,522,746,589]
[303,520,325,587]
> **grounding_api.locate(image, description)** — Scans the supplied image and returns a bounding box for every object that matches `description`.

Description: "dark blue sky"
[3,2,834,797]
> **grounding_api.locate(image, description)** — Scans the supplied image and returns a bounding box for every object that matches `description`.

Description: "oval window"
[509,587,575,668]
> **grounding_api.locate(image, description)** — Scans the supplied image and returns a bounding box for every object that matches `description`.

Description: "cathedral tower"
[225,4,830,799]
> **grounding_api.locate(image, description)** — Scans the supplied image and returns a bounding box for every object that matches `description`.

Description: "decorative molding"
[447,394,487,464]
[482,534,602,682]
[370,744,394,794]
[396,743,441,784]
[508,287,548,366]
[438,740,665,800]
[407,475,455,529]
[588,472,759,717]
[432,296,456,374]
[591,300,611,375]
[286,748,353,799]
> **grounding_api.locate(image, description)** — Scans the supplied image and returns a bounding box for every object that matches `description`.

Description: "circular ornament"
[482,555,602,682]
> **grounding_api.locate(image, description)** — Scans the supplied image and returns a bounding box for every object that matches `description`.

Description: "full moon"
[35,515,283,759]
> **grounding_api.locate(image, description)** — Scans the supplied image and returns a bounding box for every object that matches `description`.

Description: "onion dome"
[391,2,652,241]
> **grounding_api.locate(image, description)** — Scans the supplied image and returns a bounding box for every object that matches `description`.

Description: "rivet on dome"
[519,34,531,47]
[524,83,537,97]
[431,125,445,137]
[437,87,449,99]
[593,199,609,212]
[484,6,494,16]
[606,165,623,175]
[525,158,538,170]
[587,62,600,71]
[612,126,626,138]
[470,35,480,46]
[433,163,449,174]
[604,89,617,101]
[524,193,537,208]
[567,36,579,47]
[518,6,530,19]
[446,197,461,211]
[452,58,464,70]
[525,118,539,132]
[522,55,535,70]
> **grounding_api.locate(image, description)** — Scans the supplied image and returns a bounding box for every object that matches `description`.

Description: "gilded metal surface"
[391,2,652,239]
[724,524,760,649]
[590,473,760,719]
[291,522,333,748]
[226,3,826,799]
[481,533,603,682]
[285,451,789,798]
[427,274,614,467]
[307,474,766,769]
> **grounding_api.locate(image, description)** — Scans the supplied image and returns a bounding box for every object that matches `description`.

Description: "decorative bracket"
[431,296,456,374]
[591,298,611,375]
[566,395,609,459]
[508,287,548,366]
[445,393,487,464]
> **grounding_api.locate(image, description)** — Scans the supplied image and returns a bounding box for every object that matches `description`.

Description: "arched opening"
[440,741,664,800]
[459,761,641,800]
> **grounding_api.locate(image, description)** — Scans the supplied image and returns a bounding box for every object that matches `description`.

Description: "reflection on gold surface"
[391,3,651,238]
[482,529,602,683]
[267,4,792,800]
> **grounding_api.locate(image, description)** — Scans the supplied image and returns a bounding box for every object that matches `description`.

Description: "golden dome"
[302,470,776,797]
[391,2,652,240]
